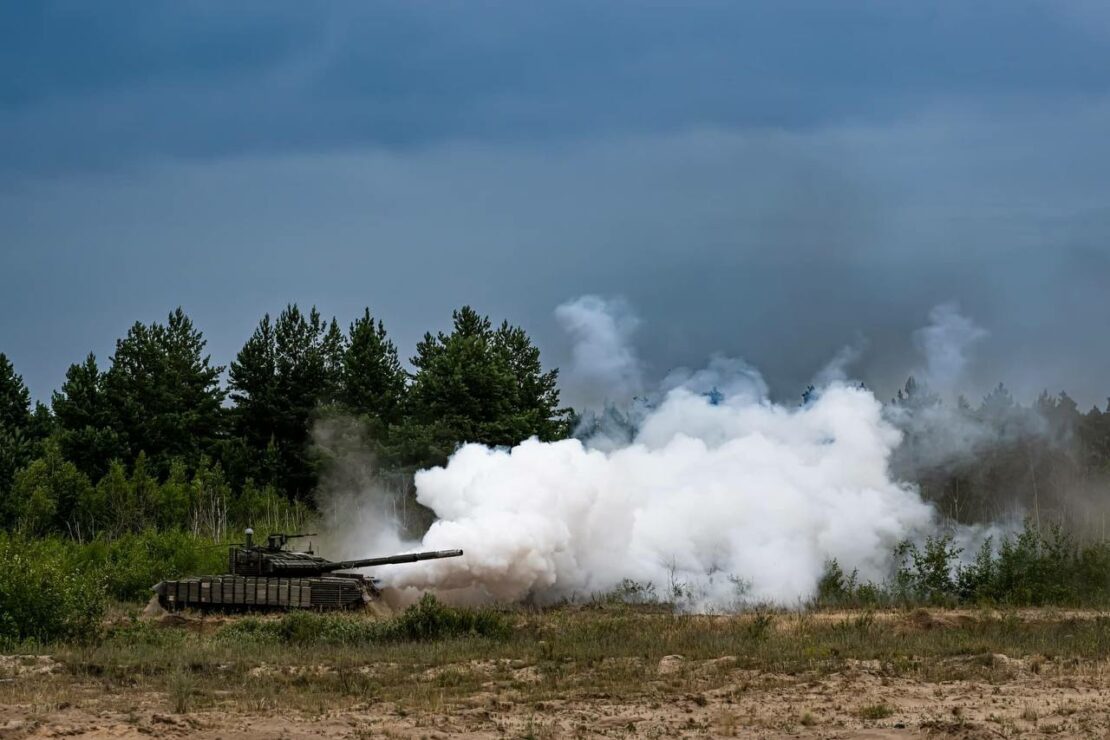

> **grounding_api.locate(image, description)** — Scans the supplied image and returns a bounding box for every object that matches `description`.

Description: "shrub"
[0,533,105,645]
[814,522,1110,610]
[218,594,512,646]
[813,559,886,608]
[72,530,227,602]
[858,703,894,720]
[384,593,513,641]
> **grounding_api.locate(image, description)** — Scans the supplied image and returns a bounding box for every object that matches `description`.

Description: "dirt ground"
[2,609,1110,739]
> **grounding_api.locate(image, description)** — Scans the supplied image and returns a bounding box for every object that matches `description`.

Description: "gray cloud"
[3,2,1110,175]
[3,2,1110,410]
[4,100,1110,407]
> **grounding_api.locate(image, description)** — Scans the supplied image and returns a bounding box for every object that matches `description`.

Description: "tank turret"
[152,529,463,612]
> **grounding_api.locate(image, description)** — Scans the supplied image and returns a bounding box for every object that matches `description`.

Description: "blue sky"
[3,1,1110,406]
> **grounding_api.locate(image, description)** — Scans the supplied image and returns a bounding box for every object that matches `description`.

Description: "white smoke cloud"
[913,302,988,394]
[661,354,768,403]
[812,336,867,388]
[384,384,934,607]
[372,297,943,608]
[554,295,643,407]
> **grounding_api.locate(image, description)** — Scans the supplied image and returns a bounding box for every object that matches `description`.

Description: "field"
[2,600,1110,739]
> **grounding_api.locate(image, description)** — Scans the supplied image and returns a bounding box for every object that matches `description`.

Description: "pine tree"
[0,353,31,433]
[101,309,226,475]
[493,320,568,442]
[341,309,406,428]
[404,306,568,466]
[229,305,345,499]
[51,354,121,481]
[0,353,35,520]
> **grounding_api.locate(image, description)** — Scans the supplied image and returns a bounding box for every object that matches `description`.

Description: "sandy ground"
[3,609,1110,738]
[2,653,1109,738]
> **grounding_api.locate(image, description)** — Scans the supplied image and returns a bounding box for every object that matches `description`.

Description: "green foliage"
[228,305,346,499]
[0,353,36,521]
[404,306,569,466]
[387,593,513,641]
[101,309,226,477]
[894,535,963,606]
[219,594,512,646]
[983,524,1103,605]
[0,529,234,645]
[9,440,94,537]
[229,479,310,535]
[342,309,406,431]
[51,354,120,481]
[815,522,1110,609]
[0,533,105,645]
[0,427,35,527]
[0,352,32,433]
[814,559,885,608]
[7,303,567,539]
[71,530,228,602]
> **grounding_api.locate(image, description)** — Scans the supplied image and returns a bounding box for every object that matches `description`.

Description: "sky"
[3,1,1110,408]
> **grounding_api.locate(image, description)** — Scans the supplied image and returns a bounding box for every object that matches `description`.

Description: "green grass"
[6,603,1102,717]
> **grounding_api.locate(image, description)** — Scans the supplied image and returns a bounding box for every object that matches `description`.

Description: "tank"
[152,529,463,611]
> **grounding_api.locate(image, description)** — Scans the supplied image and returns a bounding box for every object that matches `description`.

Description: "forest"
[3,304,1110,642]
[3,304,1110,542]
[0,305,568,541]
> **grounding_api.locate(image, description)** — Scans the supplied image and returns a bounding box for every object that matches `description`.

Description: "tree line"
[0,305,569,539]
[4,304,1110,544]
[889,376,1110,537]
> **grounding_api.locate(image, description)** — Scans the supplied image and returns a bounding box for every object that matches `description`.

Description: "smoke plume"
[554,295,643,407]
[371,297,952,608]
[913,302,988,396]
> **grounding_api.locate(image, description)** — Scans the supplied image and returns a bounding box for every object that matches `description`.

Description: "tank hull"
[152,573,377,611]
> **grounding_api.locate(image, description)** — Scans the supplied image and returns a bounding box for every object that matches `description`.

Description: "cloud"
[4,3,1110,408]
[4,2,1110,176]
[5,102,1110,408]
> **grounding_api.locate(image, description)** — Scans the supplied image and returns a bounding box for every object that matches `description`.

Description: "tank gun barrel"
[325,548,463,572]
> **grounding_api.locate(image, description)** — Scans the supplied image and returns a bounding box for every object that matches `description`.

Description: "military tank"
[152,529,462,611]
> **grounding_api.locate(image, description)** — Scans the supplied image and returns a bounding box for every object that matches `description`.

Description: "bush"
[384,593,513,641]
[71,530,227,602]
[814,522,1110,610]
[0,533,105,645]
[814,559,886,609]
[0,529,230,645]
[218,594,512,646]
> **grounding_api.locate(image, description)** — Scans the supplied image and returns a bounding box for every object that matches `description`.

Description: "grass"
[858,703,894,720]
[168,666,195,713]
[2,603,1106,717]
[2,599,1110,740]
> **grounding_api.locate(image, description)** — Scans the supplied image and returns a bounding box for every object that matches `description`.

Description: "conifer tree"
[341,309,406,428]
[0,353,34,519]
[51,354,120,480]
[101,309,225,474]
[404,306,568,465]
[0,353,31,434]
[229,305,346,499]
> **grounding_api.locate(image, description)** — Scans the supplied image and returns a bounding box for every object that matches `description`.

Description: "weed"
[168,667,195,713]
[745,611,775,641]
[858,703,894,720]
